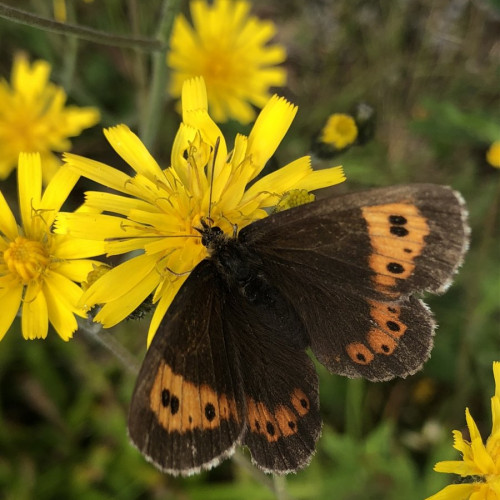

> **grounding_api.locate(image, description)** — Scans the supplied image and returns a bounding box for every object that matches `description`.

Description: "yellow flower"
[53,0,68,21]
[0,153,105,341]
[427,362,500,499]
[320,113,359,150]
[486,141,500,169]
[167,0,287,124]
[53,0,95,22]
[56,77,345,345]
[0,55,100,183]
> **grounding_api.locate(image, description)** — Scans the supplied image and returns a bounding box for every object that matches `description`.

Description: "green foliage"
[0,0,499,499]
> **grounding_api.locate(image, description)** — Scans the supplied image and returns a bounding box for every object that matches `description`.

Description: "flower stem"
[139,0,183,151]
[59,0,79,92]
[77,318,141,376]
[232,451,295,499]
[0,2,163,51]
[345,378,364,439]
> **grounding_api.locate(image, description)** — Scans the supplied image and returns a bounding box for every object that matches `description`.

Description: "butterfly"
[128,184,469,476]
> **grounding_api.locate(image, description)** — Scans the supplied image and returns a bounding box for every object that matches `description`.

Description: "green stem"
[139,0,183,151]
[232,451,295,499]
[0,2,163,51]
[60,0,78,91]
[273,475,292,500]
[345,378,364,439]
[77,318,141,376]
[128,0,148,126]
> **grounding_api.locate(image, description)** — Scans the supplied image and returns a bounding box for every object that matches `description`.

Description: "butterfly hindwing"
[128,260,245,476]
[221,283,321,473]
[241,248,435,380]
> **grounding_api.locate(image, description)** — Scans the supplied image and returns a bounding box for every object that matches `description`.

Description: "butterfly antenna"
[207,136,221,225]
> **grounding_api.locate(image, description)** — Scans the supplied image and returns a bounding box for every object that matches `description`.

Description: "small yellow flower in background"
[0,55,100,183]
[0,153,105,341]
[320,113,359,150]
[53,0,95,22]
[427,362,500,499]
[167,0,287,124]
[486,141,500,169]
[56,77,345,345]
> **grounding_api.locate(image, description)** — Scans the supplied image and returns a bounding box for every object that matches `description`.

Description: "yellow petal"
[54,260,98,282]
[53,237,105,259]
[494,362,500,399]
[94,268,161,327]
[21,285,48,339]
[295,165,346,192]
[64,153,143,197]
[147,276,186,346]
[470,484,495,500]
[44,270,85,313]
[466,408,496,474]
[0,284,23,341]
[105,238,160,256]
[43,276,81,340]
[491,396,500,441]
[182,76,209,114]
[453,430,473,458]
[242,156,313,203]
[84,191,154,214]
[55,212,144,240]
[40,165,80,225]
[246,95,297,175]
[0,191,19,241]
[18,153,42,237]
[181,78,228,171]
[434,460,482,476]
[425,483,478,500]
[103,125,165,180]
[81,253,158,306]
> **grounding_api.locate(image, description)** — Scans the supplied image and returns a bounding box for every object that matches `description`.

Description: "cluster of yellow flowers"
[0,1,345,344]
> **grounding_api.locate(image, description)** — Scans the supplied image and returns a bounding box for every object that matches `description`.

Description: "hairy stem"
[0,2,163,51]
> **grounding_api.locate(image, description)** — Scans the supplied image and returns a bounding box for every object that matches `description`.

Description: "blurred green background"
[0,1,499,499]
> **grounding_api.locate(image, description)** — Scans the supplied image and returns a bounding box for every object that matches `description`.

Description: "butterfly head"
[195,217,229,254]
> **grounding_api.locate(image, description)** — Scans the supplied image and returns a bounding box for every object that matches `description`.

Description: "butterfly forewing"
[241,184,468,299]
[128,260,246,476]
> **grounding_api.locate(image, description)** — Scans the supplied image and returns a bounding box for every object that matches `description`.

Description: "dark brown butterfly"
[128,184,468,475]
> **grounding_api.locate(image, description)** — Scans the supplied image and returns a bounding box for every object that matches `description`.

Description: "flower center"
[3,236,50,283]
[202,45,243,86]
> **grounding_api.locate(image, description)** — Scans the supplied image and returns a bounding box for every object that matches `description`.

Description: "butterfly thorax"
[197,223,271,305]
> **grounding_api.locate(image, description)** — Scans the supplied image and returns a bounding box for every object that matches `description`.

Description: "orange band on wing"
[149,361,240,433]
[362,203,430,296]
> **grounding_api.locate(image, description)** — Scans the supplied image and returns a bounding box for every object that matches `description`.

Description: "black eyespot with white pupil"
[387,262,405,274]
[205,403,216,421]
[389,215,407,225]
[388,215,409,237]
